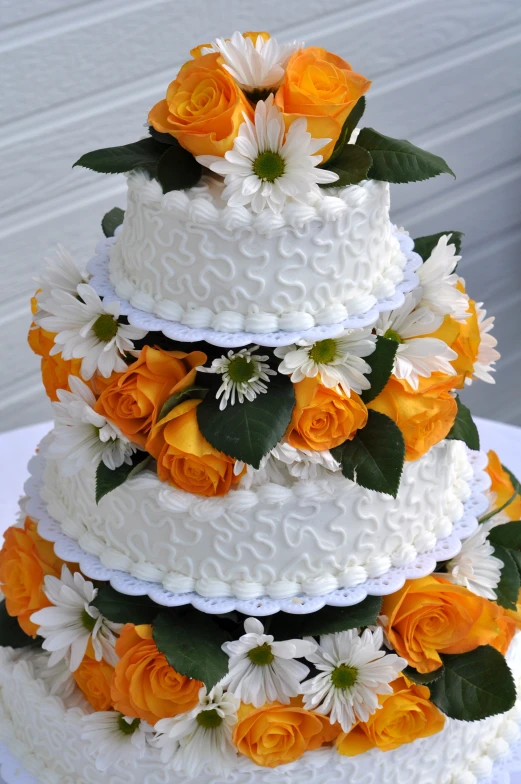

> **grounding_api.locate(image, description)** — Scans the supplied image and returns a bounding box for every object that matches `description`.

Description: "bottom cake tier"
[0,638,520,784]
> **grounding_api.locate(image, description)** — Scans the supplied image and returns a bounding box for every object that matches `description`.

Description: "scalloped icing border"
[87,229,421,348]
[24,436,490,617]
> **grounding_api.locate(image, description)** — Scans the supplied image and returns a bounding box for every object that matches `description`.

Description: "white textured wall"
[1,0,520,431]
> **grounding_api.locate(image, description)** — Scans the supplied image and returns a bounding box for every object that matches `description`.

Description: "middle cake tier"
[39,437,475,600]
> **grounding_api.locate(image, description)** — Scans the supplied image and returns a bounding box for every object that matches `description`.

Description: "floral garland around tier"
[1,461,521,776]
[30,224,497,502]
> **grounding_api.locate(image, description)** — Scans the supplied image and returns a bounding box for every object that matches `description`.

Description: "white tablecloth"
[1,417,521,784]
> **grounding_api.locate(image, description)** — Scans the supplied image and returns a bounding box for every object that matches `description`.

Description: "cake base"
[0,639,520,784]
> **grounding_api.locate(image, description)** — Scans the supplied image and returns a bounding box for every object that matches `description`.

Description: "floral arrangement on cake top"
[0,462,520,776]
[74,30,454,209]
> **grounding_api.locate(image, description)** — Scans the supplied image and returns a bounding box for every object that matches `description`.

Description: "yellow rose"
[95,346,206,448]
[233,700,339,768]
[111,624,201,724]
[287,377,368,452]
[486,450,521,520]
[336,676,445,755]
[28,323,83,402]
[0,518,71,637]
[368,374,458,461]
[275,47,371,162]
[146,399,242,496]
[148,53,253,157]
[430,282,496,387]
[382,575,502,673]
[73,655,114,711]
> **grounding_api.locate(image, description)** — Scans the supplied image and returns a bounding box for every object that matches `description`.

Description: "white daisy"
[82,712,154,772]
[197,94,338,213]
[35,245,88,310]
[30,565,122,672]
[300,627,406,732]
[36,282,146,379]
[446,524,503,600]
[221,617,316,707]
[203,31,302,94]
[198,345,276,410]
[469,303,500,385]
[417,235,469,321]
[270,442,341,480]
[154,684,239,777]
[48,375,137,476]
[275,328,376,396]
[375,292,457,390]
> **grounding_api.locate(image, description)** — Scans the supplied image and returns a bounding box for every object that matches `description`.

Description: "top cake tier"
[108,172,406,335]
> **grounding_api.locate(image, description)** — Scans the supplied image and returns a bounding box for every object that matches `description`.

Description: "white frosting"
[108,173,406,333]
[0,634,520,783]
[40,439,473,600]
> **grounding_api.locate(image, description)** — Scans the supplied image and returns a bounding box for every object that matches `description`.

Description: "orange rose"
[336,677,445,755]
[73,655,114,711]
[28,323,83,402]
[111,624,201,725]
[146,399,241,496]
[275,47,371,162]
[148,53,253,157]
[95,346,206,448]
[0,518,69,637]
[486,450,521,520]
[287,377,367,452]
[382,575,502,673]
[368,374,458,461]
[233,700,339,768]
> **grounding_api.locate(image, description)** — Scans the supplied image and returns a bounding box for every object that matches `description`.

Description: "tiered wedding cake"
[1,30,520,784]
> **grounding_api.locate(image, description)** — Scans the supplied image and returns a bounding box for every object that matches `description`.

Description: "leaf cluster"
[319,97,454,186]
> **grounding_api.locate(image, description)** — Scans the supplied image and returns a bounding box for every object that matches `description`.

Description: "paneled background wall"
[1,0,520,431]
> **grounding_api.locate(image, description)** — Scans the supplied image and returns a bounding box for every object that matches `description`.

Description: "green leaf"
[101,207,125,238]
[492,544,520,610]
[360,336,398,403]
[403,665,445,685]
[269,596,382,639]
[0,601,40,649]
[327,96,366,164]
[73,137,165,174]
[153,611,231,690]
[488,521,521,573]
[156,143,203,193]
[429,645,516,721]
[95,452,152,504]
[357,127,455,184]
[197,371,295,469]
[413,231,464,261]
[331,410,405,497]
[322,144,372,188]
[446,396,480,451]
[91,586,160,625]
[158,385,208,422]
